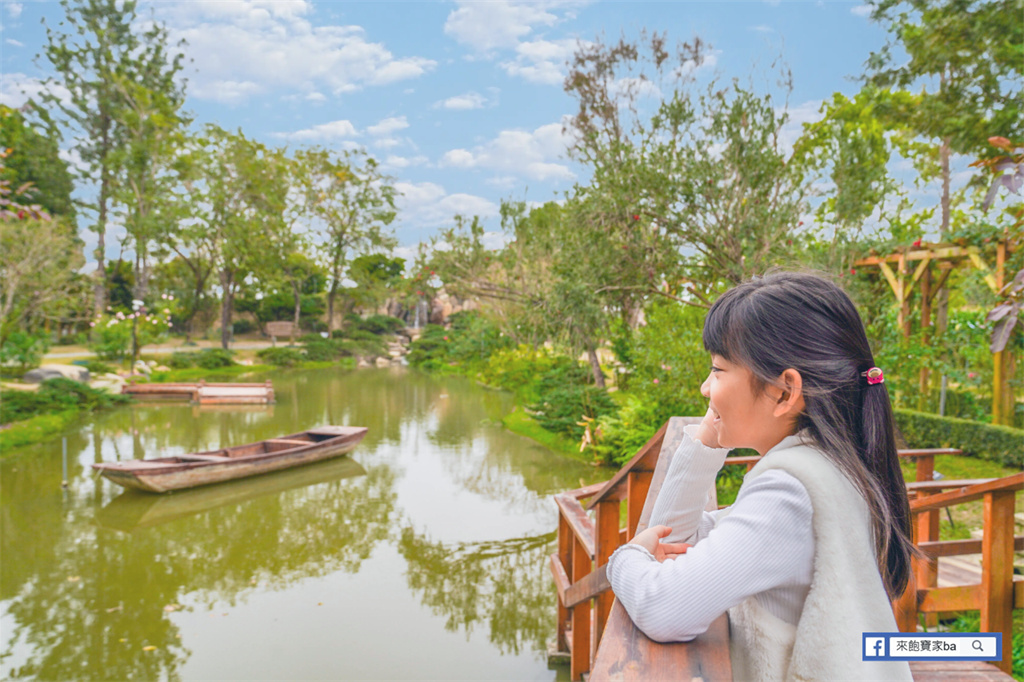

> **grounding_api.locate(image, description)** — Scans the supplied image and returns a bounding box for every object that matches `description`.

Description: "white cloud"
[382,155,428,169]
[750,25,774,33]
[5,38,23,47]
[395,181,498,227]
[500,38,580,85]
[435,91,488,110]
[444,1,565,52]
[158,1,436,103]
[851,5,872,17]
[306,91,327,102]
[0,73,71,108]
[367,116,408,136]
[277,119,359,141]
[439,120,574,181]
[190,79,264,104]
[5,2,22,19]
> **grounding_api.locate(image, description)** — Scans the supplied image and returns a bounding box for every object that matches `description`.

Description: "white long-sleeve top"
[606,426,815,643]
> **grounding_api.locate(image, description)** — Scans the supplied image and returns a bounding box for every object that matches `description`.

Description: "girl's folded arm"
[648,425,730,544]
[607,470,814,643]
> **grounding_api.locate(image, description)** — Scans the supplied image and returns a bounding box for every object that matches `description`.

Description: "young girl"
[606,272,914,681]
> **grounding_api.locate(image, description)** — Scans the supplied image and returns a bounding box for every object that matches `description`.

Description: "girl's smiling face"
[700,355,800,455]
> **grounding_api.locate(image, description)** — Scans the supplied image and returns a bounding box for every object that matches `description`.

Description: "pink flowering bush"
[89,309,171,361]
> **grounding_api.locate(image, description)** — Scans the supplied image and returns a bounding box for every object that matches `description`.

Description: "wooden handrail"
[585,421,669,510]
[554,493,596,559]
[909,473,1024,513]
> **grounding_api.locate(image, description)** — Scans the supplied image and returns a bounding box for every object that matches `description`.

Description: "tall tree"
[564,34,809,294]
[295,148,397,330]
[189,126,288,349]
[37,0,184,318]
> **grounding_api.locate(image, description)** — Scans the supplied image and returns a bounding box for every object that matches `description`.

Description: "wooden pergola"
[853,239,1016,424]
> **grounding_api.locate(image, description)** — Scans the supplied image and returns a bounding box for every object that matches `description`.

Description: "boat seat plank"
[266,439,311,447]
[177,454,232,462]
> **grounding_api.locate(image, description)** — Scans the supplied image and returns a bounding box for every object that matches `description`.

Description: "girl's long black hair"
[703,271,913,599]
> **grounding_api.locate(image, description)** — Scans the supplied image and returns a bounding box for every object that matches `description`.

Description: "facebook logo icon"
[865,637,886,658]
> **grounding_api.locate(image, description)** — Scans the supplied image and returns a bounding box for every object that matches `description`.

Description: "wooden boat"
[97,456,367,531]
[92,425,368,493]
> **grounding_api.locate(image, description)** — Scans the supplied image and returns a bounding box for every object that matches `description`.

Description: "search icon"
[973,640,984,651]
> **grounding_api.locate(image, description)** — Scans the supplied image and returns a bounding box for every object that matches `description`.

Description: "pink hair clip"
[862,367,885,385]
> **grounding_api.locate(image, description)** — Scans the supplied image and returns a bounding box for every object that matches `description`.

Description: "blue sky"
[1,0,891,266]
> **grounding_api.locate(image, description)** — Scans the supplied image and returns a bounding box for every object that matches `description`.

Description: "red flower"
[912,239,922,248]
[17,210,25,220]
[798,221,803,227]
[416,290,423,296]
[850,268,856,275]
[632,214,640,221]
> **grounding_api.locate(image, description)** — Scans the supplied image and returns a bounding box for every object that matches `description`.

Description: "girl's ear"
[773,368,805,419]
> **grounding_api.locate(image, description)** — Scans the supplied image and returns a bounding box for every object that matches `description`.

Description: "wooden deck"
[123,380,275,404]
[550,418,1023,680]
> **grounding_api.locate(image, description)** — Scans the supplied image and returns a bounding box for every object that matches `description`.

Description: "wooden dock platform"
[122,380,275,405]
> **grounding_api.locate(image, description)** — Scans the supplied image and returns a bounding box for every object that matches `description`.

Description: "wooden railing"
[551,421,1022,680]
[895,472,1024,676]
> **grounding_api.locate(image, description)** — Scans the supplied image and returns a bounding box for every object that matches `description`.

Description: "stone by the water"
[23,364,90,384]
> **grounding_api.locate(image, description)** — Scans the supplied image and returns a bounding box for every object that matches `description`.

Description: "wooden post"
[626,470,652,540]
[895,505,920,633]
[593,499,620,661]
[557,516,571,652]
[899,253,911,340]
[570,536,591,681]
[918,267,932,411]
[980,490,1015,674]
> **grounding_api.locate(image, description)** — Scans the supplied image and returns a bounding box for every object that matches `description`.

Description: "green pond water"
[1,367,612,681]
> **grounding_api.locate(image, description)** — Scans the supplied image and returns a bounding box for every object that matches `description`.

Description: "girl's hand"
[695,407,721,449]
[629,525,692,562]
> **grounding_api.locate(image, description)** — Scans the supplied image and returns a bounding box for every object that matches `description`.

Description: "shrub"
[302,339,356,362]
[82,359,115,375]
[0,332,51,373]
[89,311,170,361]
[528,362,618,440]
[232,319,256,335]
[256,347,304,367]
[479,345,563,402]
[406,325,451,370]
[167,352,196,369]
[194,348,236,369]
[359,314,405,336]
[0,377,130,424]
[894,408,1023,469]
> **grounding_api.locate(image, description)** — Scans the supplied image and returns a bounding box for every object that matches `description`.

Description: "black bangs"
[702,283,749,364]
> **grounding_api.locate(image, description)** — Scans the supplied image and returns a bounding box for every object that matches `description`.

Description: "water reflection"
[1,368,609,680]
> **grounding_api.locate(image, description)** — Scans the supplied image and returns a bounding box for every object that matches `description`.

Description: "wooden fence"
[551,418,1022,680]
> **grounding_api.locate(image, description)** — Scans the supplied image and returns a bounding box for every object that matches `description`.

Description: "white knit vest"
[724,441,913,682]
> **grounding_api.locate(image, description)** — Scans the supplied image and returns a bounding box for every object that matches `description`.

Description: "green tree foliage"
[37,0,183,316]
[348,254,405,313]
[0,105,74,219]
[294,148,397,329]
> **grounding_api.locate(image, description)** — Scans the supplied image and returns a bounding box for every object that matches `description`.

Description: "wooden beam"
[593,499,620,656]
[571,536,592,681]
[565,564,610,609]
[550,554,571,605]
[626,470,653,540]
[918,536,1024,559]
[918,584,983,613]
[878,260,902,301]
[555,494,596,559]
[909,473,1023,513]
[967,248,999,292]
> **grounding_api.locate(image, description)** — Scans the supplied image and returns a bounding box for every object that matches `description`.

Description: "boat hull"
[92,426,367,493]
